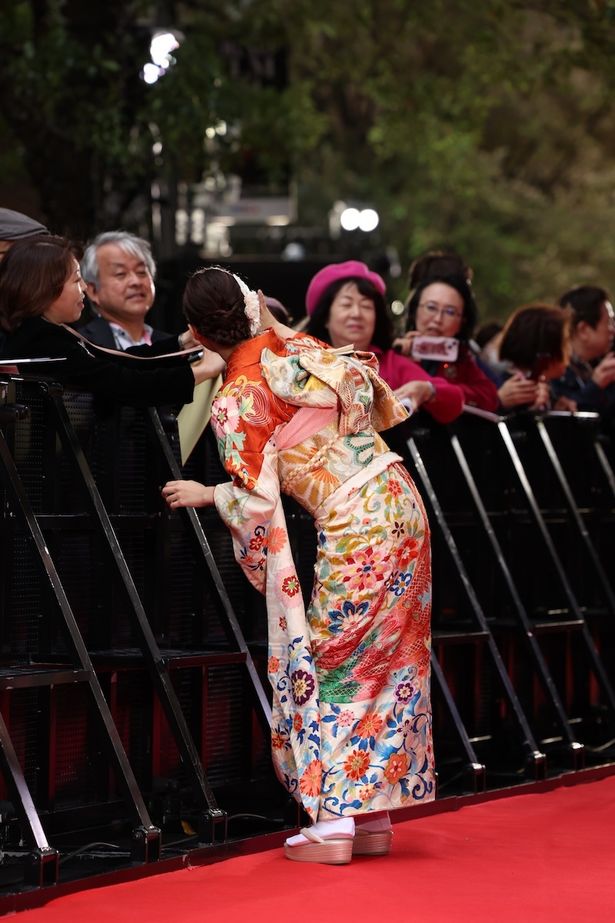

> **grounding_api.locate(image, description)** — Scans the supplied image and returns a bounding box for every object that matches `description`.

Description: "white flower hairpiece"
[231,273,260,336]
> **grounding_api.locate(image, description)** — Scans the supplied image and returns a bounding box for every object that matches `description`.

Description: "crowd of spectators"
[1,208,614,432]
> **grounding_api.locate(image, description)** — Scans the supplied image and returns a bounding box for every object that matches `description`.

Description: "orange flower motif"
[384,752,409,785]
[267,527,287,554]
[398,537,420,567]
[387,479,403,497]
[343,749,370,781]
[355,713,384,739]
[268,656,280,674]
[293,713,303,732]
[299,759,322,797]
[272,731,286,750]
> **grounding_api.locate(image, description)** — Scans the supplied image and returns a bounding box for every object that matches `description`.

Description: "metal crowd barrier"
[1,375,615,895]
[394,407,615,794]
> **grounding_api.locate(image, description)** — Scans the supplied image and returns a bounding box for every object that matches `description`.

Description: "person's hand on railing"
[162,479,216,509]
[394,378,436,412]
[591,353,615,390]
[553,395,578,412]
[190,349,226,385]
[497,372,539,409]
[529,378,550,412]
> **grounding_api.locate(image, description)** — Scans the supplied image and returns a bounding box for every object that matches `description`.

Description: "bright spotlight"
[150,31,180,68]
[358,208,379,232]
[142,63,162,85]
[340,207,360,231]
[142,29,184,84]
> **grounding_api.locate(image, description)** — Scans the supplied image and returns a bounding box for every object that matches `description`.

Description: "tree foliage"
[1,0,615,312]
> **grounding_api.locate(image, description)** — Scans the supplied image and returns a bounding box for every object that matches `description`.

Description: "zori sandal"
[284,818,354,864]
[352,826,393,856]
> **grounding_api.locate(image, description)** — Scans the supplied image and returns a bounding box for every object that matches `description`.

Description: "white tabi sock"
[285,816,355,847]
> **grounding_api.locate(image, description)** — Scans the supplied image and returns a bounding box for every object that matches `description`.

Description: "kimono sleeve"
[213,442,281,595]
[211,372,303,605]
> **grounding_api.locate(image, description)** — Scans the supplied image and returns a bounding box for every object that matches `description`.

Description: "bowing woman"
[0,236,224,403]
[163,267,435,865]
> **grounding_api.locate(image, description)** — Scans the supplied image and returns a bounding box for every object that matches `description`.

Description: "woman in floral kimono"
[163,268,435,864]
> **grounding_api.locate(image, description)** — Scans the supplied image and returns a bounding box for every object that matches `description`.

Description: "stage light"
[340,207,360,231]
[358,208,379,232]
[150,31,181,68]
[142,63,161,85]
[142,29,184,84]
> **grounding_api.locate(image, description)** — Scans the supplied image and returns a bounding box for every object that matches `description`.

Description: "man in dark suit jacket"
[79,230,191,351]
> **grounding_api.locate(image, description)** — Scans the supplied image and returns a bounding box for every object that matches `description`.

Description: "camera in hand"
[411,336,459,363]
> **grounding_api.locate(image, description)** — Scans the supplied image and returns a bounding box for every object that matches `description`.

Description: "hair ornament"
[231,273,260,335]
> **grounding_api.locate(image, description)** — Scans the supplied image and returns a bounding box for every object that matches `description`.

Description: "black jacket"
[76,315,172,350]
[550,357,615,417]
[1,317,194,407]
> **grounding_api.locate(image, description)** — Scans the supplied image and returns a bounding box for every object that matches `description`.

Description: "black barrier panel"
[421,409,615,770]
[0,377,162,889]
[0,376,278,891]
[399,418,545,790]
[2,378,615,895]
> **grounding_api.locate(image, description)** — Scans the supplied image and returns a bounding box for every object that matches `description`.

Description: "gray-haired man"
[79,230,192,350]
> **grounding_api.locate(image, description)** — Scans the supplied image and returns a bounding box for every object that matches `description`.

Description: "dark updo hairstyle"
[558,285,610,330]
[183,267,252,346]
[306,276,392,350]
[405,273,478,342]
[0,236,76,333]
[408,250,472,290]
[499,304,569,377]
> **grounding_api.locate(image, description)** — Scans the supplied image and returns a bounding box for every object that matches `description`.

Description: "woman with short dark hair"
[495,304,571,413]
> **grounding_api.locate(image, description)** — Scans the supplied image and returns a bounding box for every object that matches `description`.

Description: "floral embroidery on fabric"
[212,395,240,434]
[282,575,301,597]
[291,669,316,706]
[384,752,409,785]
[344,749,371,781]
[299,759,323,797]
[212,329,434,820]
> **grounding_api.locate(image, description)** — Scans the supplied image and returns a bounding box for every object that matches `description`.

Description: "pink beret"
[305,260,386,316]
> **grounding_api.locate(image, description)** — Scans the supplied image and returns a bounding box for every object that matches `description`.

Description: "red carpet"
[14,775,615,922]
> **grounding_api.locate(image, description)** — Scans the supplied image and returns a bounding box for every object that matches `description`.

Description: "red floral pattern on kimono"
[212,329,434,820]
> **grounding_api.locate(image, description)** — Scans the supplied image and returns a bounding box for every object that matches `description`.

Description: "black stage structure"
[1,373,615,909]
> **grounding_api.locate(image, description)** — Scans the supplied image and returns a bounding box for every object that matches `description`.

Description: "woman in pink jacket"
[394,273,499,413]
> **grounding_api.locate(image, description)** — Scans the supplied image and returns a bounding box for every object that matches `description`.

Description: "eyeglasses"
[418,301,463,320]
